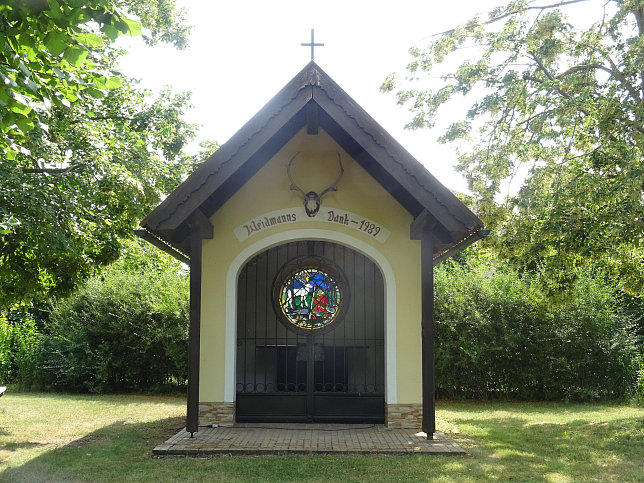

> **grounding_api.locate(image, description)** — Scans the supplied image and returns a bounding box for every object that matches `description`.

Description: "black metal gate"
[236,240,385,423]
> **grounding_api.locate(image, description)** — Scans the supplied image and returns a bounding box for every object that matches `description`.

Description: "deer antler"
[319,151,344,197]
[287,151,345,217]
[287,153,307,197]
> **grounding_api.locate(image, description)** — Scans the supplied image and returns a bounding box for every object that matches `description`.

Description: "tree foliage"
[0,83,195,306]
[0,0,196,307]
[383,0,644,294]
[0,0,188,158]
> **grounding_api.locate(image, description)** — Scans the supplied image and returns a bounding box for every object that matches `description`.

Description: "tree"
[0,85,196,306]
[382,0,644,294]
[0,0,187,160]
[0,1,197,307]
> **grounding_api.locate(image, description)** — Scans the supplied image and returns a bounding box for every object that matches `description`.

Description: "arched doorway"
[235,240,385,423]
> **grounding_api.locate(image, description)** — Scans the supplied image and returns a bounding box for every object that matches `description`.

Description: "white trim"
[224,228,397,404]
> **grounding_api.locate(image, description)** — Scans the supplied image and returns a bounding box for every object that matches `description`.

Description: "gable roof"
[140,62,485,259]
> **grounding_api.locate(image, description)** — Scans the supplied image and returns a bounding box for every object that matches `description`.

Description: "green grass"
[1,394,643,482]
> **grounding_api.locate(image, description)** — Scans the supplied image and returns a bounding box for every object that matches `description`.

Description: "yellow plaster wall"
[200,128,422,404]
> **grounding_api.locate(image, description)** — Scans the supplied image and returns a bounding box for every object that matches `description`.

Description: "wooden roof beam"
[134,229,190,264]
[187,209,214,240]
[306,101,319,135]
[410,209,438,240]
[433,229,490,265]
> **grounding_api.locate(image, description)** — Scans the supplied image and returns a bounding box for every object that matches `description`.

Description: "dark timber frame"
[421,217,436,438]
[186,211,213,436]
[139,62,486,439]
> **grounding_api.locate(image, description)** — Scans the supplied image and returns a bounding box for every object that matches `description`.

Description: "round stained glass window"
[273,257,349,333]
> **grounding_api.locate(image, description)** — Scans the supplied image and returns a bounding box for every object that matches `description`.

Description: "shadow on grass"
[1,416,185,482]
[2,441,49,451]
[2,403,643,482]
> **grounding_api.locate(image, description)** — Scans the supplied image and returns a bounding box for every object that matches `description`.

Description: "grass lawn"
[0,393,642,482]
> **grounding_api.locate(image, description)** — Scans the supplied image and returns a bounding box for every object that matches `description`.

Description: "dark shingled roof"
[140,62,485,258]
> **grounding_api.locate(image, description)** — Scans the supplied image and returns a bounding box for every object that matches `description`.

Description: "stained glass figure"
[279,268,341,330]
[273,257,348,333]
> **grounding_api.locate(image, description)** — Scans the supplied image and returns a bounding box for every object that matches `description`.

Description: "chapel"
[139,61,486,438]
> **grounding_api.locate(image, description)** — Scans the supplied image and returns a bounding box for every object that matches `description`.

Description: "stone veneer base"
[198,402,235,426]
[199,402,422,429]
[385,403,423,429]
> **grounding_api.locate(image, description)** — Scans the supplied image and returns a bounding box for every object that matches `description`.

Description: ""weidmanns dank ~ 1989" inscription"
[233,207,390,243]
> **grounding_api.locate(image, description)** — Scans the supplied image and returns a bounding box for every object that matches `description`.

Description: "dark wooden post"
[186,229,202,436]
[410,210,437,439]
[186,210,213,437]
[421,223,435,439]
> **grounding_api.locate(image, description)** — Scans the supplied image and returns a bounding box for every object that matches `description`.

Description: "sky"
[117,0,503,193]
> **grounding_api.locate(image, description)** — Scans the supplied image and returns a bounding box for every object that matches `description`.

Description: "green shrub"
[633,356,644,405]
[434,257,638,401]
[0,310,40,389]
[0,313,8,382]
[40,241,189,394]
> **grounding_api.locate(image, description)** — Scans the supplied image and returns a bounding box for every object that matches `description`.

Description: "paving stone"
[152,423,466,456]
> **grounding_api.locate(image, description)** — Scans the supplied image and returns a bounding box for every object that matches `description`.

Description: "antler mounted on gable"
[287,151,344,217]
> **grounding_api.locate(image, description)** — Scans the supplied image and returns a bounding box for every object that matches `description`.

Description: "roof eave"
[140,62,485,257]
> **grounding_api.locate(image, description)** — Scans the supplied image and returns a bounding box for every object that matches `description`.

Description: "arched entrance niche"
[223,229,398,422]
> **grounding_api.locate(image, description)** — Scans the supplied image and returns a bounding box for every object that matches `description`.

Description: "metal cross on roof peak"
[301,29,324,61]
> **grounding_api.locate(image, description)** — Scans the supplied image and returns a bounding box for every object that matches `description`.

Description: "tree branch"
[421,0,590,40]
[525,58,644,143]
[69,115,134,124]
[529,52,577,101]
[517,108,557,127]
[22,165,79,175]
[556,63,605,78]
[635,5,644,99]
[597,53,642,104]
[489,0,591,25]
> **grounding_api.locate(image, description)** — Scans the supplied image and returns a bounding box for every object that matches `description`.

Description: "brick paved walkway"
[153,424,465,455]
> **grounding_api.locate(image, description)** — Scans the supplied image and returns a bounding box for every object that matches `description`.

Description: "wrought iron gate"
[236,240,385,423]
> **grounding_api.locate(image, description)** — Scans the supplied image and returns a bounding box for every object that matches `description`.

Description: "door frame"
[223,228,398,407]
